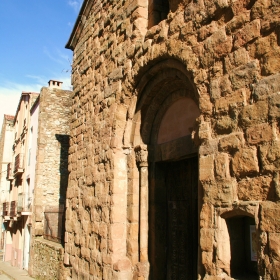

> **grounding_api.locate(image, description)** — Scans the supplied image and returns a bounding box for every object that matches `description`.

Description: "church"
[64,0,280,279]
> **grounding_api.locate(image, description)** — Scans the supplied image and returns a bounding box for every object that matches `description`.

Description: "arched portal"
[132,59,201,279]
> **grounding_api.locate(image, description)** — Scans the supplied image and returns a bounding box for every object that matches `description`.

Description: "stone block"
[199,139,218,156]
[200,228,214,252]
[202,251,214,275]
[198,122,211,141]
[108,239,126,262]
[225,11,250,34]
[260,202,280,232]
[35,205,43,222]
[269,233,280,262]
[253,73,280,101]
[232,147,259,177]
[269,93,280,120]
[246,123,273,144]
[110,223,126,239]
[239,101,268,127]
[214,153,230,179]
[203,179,237,206]
[215,88,245,113]
[233,19,260,49]
[199,155,215,182]
[259,141,280,172]
[214,116,236,134]
[262,49,280,76]
[238,176,274,201]
[200,203,214,229]
[110,206,126,223]
[113,257,132,271]
[202,28,232,66]
[229,60,260,90]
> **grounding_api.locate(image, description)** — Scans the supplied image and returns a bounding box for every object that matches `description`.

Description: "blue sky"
[0,0,82,125]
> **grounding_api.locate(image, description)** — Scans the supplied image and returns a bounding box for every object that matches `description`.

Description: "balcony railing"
[17,193,24,212]
[6,163,13,180]
[2,202,9,216]
[14,153,24,175]
[10,201,16,217]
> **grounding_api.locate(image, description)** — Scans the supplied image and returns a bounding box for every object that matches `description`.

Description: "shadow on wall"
[43,134,69,244]
[55,134,70,206]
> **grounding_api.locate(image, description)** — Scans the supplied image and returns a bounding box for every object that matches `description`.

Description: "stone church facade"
[65,0,280,279]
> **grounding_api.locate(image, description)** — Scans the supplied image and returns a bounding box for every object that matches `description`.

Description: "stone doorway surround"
[130,59,201,279]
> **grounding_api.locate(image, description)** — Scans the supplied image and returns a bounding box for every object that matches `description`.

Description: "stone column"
[135,145,149,263]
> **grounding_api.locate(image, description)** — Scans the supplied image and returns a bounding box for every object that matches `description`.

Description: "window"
[148,0,169,28]
[148,0,182,28]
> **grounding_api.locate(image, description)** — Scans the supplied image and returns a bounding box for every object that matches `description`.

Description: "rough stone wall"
[29,86,72,279]
[31,237,64,280]
[0,116,14,249]
[66,0,280,279]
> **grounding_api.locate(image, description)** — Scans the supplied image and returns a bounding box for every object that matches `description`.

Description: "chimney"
[48,80,63,89]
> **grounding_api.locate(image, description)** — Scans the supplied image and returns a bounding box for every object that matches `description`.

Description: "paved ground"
[0,261,34,280]
[0,271,10,280]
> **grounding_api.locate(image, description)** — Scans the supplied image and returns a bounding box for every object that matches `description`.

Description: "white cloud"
[68,0,82,13]
[0,76,72,128]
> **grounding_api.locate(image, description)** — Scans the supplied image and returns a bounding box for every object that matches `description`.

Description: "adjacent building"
[64,0,280,279]
[3,92,39,268]
[0,115,15,251]
[28,80,72,279]
[0,80,72,278]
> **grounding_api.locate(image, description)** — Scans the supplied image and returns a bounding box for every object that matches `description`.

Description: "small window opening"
[148,0,183,28]
[148,0,170,28]
[226,216,258,280]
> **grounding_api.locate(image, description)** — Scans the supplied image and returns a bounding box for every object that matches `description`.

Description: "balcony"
[17,193,31,215]
[2,202,9,217]
[14,153,24,175]
[10,201,16,217]
[6,163,14,181]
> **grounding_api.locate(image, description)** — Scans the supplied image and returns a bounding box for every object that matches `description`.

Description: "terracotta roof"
[4,115,15,121]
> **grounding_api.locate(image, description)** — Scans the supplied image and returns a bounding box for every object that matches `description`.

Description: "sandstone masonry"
[29,81,72,279]
[65,0,280,279]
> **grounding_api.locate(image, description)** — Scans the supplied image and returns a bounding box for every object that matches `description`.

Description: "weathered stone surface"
[30,238,65,280]
[269,233,280,262]
[232,147,259,177]
[238,176,274,201]
[269,93,280,120]
[233,19,260,49]
[245,123,273,144]
[64,0,280,279]
[253,73,280,101]
[218,132,244,152]
[203,179,237,206]
[214,153,230,179]
[214,116,237,134]
[260,202,280,232]
[239,101,268,127]
[229,60,260,90]
[199,155,215,182]
[200,228,214,252]
[29,85,71,279]
[260,141,280,172]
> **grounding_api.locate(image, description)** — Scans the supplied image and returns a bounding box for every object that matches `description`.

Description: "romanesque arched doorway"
[132,59,201,279]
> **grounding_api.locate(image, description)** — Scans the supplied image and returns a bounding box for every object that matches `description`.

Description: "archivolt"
[131,58,199,146]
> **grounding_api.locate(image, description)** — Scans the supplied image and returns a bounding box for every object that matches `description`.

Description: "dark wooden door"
[165,158,198,279]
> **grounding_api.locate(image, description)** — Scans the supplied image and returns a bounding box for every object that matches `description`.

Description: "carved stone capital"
[134,145,148,167]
